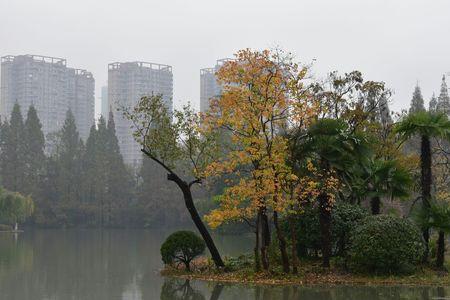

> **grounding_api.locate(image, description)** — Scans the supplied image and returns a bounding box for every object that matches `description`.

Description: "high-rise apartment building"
[200,58,232,112]
[101,85,109,121]
[108,61,173,167]
[0,54,95,141]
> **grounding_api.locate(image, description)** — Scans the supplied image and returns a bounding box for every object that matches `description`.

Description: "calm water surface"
[0,229,448,300]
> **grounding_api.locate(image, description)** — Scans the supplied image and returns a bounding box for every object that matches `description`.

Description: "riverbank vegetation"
[0,104,192,228]
[122,48,450,282]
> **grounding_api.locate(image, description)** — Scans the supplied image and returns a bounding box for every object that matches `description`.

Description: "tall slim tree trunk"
[260,209,270,271]
[421,135,432,263]
[167,173,225,268]
[436,231,446,269]
[371,196,381,215]
[319,192,332,268]
[273,210,290,273]
[254,211,261,272]
[288,214,299,274]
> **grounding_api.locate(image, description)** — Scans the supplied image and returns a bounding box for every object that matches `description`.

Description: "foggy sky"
[1,0,449,116]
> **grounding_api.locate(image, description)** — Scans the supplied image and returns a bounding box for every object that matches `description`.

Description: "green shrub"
[349,215,424,274]
[224,254,253,271]
[282,202,367,258]
[160,231,205,272]
[282,205,321,258]
[332,202,369,256]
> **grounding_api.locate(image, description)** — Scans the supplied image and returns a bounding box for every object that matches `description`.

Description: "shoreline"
[161,267,450,287]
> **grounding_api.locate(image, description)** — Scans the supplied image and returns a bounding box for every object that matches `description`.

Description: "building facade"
[108,61,173,167]
[101,85,109,121]
[0,54,95,141]
[200,58,232,113]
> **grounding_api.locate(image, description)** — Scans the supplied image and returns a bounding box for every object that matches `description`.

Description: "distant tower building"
[101,85,109,121]
[108,61,173,167]
[0,54,94,141]
[68,69,95,141]
[200,58,233,113]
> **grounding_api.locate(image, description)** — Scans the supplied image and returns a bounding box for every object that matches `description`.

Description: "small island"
[119,49,450,289]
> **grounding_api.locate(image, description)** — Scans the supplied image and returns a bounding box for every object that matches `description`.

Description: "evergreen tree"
[409,85,426,114]
[55,110,84,225]
[94,117,109,225]
[105,112,133,226]
[0,103,26,193]
[24,105,45,197]
[429,93,437,112]
[436,75,450,115]
[80,122,101,226]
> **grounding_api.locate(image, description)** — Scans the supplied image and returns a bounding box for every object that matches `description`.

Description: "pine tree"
[24,105,45,197]
[82,123,99,205]
[94,117,109,226]
[436,75,450,115]
[409,85,426,114]
[105,111,132,226]
[0,103,26,193]
[55,110,84,225]
[429,93,437,112]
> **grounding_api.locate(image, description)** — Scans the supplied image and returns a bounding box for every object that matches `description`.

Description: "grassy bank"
[161,260,450,287]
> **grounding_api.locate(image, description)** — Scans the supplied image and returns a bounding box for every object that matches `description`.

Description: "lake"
[0,229,448,300]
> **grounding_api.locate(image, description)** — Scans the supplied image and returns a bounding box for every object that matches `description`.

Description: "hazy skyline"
[1,0,449,117]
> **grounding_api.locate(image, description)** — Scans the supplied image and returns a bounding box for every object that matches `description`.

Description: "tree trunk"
[260,210,270,271]
[371,196,381,215]
[319,192,332,268]
[288,215,299,274]
[254,211,261,272]
[167,173,225,268]
[421,135,432,263]
[273,210,290,273]
[14,222,18,231]
[436,231,446,269]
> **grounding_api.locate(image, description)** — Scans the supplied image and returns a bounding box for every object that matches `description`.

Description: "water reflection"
[0,230,448,300]
[160,279,206,300]
[159,279,450,300]
[160,280,225,300]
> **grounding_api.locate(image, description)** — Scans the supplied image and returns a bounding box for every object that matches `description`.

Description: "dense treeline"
[127,49,450,275]
[0,103,189,228]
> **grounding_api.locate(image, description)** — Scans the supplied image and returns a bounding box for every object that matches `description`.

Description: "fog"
[1,0,449,115]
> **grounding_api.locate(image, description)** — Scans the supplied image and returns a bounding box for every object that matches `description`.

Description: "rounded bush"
[349,215,424,274]
[332,202,369,256]
[282,203,367,258]
[160,230,205,271]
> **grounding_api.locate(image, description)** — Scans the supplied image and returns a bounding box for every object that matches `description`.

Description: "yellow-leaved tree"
[202,49,318,273]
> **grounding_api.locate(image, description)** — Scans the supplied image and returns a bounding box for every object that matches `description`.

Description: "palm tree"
[292,118,370,268]
[365,159,412,215]
[395,111,450,262]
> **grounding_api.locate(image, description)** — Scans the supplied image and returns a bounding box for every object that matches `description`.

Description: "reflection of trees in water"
[0,230,146,300]
[1,230,449,300]
[160,279,205,300]
[160,279,225,300]
[0,234,33,273]
[251,285,448,300]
